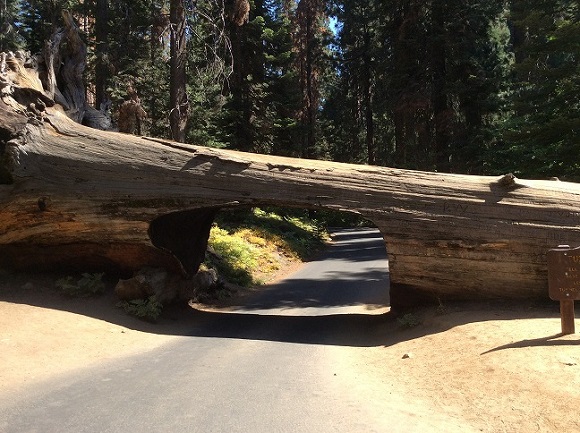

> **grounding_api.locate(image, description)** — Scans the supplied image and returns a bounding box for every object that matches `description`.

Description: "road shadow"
[0,270,393,347]
[223,273,390,310]
[1,271,578,349]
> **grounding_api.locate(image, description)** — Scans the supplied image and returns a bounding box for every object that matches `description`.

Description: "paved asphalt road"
[0,228,405,433]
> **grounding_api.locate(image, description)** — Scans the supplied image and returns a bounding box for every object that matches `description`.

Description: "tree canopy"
[6,0,578,179]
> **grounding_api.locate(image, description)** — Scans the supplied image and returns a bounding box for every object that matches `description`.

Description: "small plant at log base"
[397,313,421,329]
[116,296,163,322]
[192,280,235,303]
[55,273,105,297]
[436,297,448,315]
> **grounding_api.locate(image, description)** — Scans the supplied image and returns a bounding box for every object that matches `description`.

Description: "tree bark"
[362,26,375,165]
[95,0,109,111]
[431,1,451,173]
[295,0,322,159]
[169,0,188,142]
[2,52,580,306]
[41,10,110,130]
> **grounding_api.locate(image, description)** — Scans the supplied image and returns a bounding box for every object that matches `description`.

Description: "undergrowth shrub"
[116,295,163,322]
[207,207,329,287]
[397,313,421,329]
[55,273,105,297]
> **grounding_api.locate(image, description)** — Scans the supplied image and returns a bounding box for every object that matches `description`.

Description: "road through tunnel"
[148,205,391,314]
[229,226,391,316]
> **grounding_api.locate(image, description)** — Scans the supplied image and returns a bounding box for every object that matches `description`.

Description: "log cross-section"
[2,52,580,305]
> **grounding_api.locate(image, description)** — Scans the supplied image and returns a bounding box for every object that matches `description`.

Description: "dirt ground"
[1,270,579,432]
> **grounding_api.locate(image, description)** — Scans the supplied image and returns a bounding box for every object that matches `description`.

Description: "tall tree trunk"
[223,0,255,153]
[431,1,451,172]
[391,1,408,167]
[362,26,375,165]
[304,22,316,159]
[295,0,321,159]
[393,110,406,167]
[95,0,108,111]
[151,2,169,62]
[226,9,252,151]
[170,0,188,142]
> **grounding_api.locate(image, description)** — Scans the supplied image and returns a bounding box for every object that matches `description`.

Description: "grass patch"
[206,207,329,287]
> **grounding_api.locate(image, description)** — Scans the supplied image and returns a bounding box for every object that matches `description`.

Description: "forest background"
[2,0,578,180]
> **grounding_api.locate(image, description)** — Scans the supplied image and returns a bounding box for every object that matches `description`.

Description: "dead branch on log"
[34,11,110,130]
[118,87,147,135]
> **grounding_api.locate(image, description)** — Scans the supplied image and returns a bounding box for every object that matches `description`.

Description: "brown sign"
[548,246,580,301]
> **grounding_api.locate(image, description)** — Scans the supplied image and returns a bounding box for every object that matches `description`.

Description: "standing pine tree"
[441,0,511,174]
[186,0,231,148]
[0,0,24,51]
[103,0,170,137]
[263,0,302,157]
[500,0,580,180]
[221,0,301,155]
[323,0,380,165]
[294,0,327,159]
[170,0,189,142]
[94,0,109,112]
[328,1,511,172]
[221,0,269,152]
[382,0,431,169]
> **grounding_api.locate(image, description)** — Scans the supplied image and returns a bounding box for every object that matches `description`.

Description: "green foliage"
[495,0,580,180]
[397,313,421,329]
[325,0,511,173]
[207,207,328,287]
[17,0,80,54]
[55,273,106,297]
[323,1,380,165]
[217,207,329,257]
[185,1,231,148]
[104,0,172,136]
[208,225,261,286]
[6,1,577,179]
[0,0,25,51]
[308,209,370,228]
[116,296,163,322]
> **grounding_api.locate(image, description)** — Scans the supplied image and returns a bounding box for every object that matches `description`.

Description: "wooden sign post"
[547,245,579,334]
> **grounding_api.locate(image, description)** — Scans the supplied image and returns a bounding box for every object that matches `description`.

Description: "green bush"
[208,226,259,286]
[116,296,163,322]
[307,208,371,228]
[207,207,329,287]
[55,273,105,297]
[397,313,421,329]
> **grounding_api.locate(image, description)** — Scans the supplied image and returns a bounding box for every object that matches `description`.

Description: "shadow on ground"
[1,270,577,350]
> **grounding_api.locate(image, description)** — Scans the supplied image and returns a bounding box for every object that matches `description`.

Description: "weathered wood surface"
[2,52,580,305]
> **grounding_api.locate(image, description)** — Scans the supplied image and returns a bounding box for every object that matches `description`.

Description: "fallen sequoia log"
[2,53,580,306]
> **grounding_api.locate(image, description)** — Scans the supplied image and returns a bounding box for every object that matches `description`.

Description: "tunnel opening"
[150,205,391,315]
[148,207,219,278]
